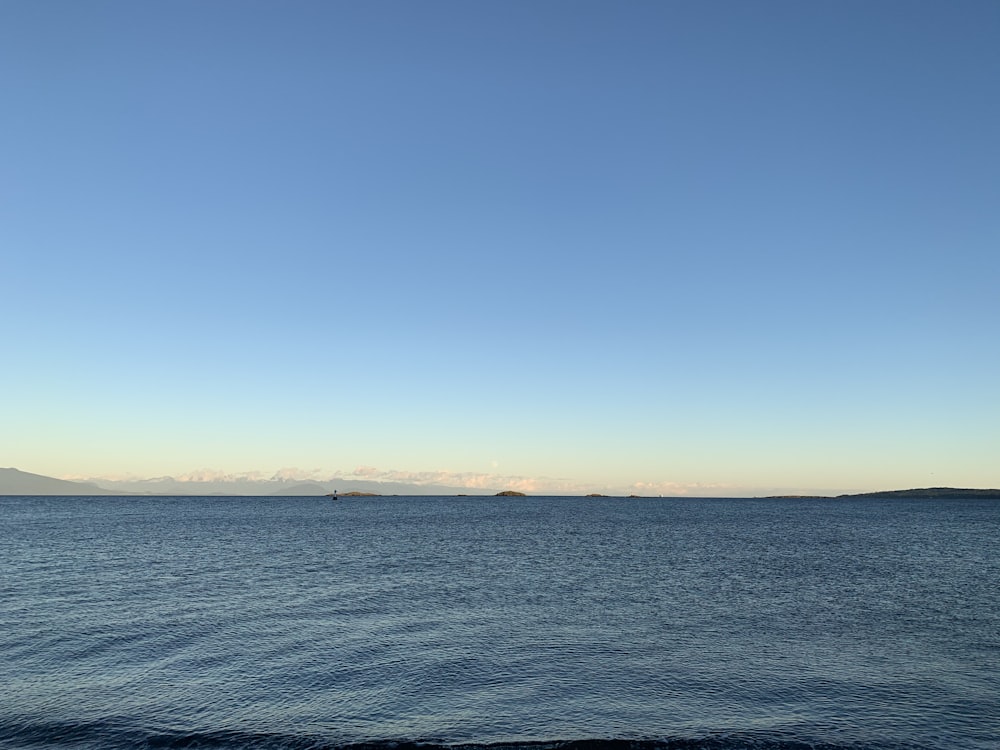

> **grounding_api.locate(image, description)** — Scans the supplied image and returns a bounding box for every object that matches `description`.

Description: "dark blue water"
[2,495,998,750]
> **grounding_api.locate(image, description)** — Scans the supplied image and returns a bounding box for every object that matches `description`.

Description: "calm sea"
[2,495,997,750]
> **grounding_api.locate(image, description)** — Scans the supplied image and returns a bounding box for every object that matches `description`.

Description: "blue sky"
[2,1,997,495]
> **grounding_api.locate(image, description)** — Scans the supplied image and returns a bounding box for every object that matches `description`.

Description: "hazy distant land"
[0,468,126,496]
[0,468,487,497]
[763,488,1000,500]
[838,487,1000,500]
[2,468,999,500]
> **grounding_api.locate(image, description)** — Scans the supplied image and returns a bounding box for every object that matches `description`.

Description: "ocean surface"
[2,495,997,750]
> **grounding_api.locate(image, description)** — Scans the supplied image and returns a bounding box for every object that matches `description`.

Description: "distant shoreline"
[2,486,1000,500]
[762,487,1000,500]
[2,469,998,499]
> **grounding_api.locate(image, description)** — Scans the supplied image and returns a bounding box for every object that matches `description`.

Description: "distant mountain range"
[3,467,999,499]
[0,468,495,496]
[0,468,126,495]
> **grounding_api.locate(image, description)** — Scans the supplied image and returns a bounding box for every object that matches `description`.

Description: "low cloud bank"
[64,466,763,496]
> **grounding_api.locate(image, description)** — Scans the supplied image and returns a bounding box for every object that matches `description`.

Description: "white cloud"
[174,468,269,483]
[330,466,589,494]
[270,467,325,481]
[70,465,765,496]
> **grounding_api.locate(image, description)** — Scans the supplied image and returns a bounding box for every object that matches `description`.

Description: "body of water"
[2,495,997,750]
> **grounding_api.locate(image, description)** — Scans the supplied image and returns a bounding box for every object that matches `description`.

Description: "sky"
[2,0,998,496]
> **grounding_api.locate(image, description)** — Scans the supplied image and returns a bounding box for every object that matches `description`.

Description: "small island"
[495,490,527,497]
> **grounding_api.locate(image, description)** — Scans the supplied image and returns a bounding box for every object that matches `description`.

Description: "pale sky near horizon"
[2,1,998,496]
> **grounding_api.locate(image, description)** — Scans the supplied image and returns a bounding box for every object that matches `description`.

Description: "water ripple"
[2,495,998,750]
